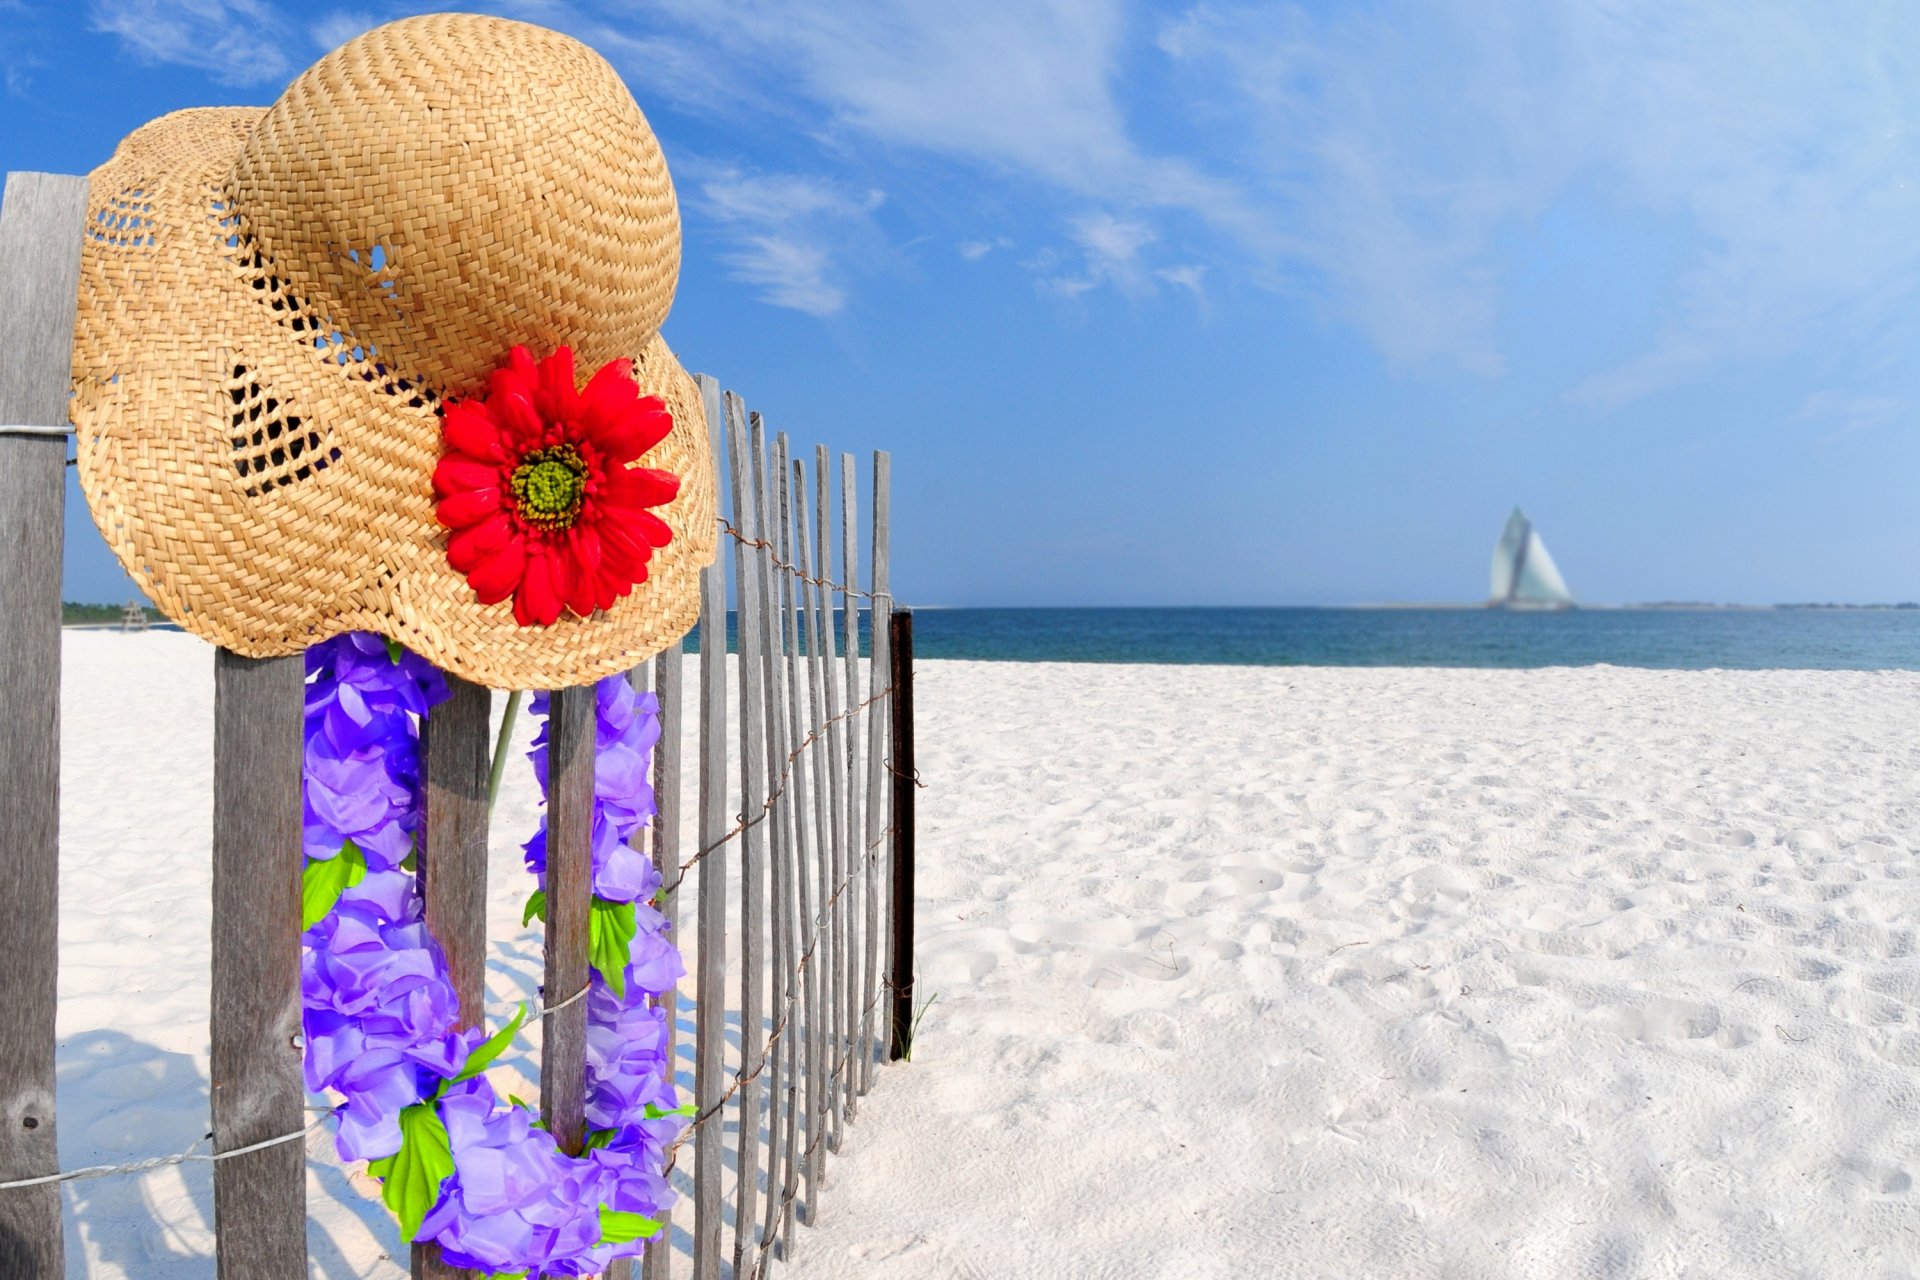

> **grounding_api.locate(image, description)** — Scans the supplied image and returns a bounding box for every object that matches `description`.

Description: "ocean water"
[699,607,1920,671]
[905,607,1920,670]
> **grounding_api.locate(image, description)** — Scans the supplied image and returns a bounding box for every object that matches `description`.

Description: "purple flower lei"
[300,632,685,1276]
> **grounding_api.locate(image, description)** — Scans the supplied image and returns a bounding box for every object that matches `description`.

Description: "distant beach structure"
[1490,506,1574,609]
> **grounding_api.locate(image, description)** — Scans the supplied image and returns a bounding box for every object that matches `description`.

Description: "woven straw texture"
[70,14,716,691]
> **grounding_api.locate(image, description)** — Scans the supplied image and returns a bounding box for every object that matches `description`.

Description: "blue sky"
[5,0,1917,606]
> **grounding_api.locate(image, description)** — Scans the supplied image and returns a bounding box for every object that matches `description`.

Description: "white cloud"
[631,0,1260,236]
[1795,390,1912,443]
[1156,263,1205,301]
[695,169,886,316]
[308,10,378,53]
[1158,1,1920,396]
[959,236,1014,261]
[1040,211,1156,297]
[89,0,295,85]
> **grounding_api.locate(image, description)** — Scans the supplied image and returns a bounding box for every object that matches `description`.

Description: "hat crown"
[226,13,681,397]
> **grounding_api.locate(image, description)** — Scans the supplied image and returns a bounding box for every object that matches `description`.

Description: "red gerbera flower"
[432,346,679,628]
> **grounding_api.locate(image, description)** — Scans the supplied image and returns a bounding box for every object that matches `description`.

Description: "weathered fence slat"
[887,611,917,1062]
[642,637,683,1280]
[0,169,87,1280]
[692,375,729,1280]
[607,657,651,1280]
[860,452,892,1091]
[814,444,850,1150]
[210,650,309,1277]
[773,433,816,1243]
[751,413,794,1271]
[838,453,862,1119]
[414,675,493,1280]
[724,389,769,1278]
[791,456,833,1219]
[542,685,596,1156]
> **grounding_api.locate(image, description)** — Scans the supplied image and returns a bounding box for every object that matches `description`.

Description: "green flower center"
[510,445,587,531]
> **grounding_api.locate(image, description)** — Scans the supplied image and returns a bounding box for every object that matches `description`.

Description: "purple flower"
[300,636,682,1272]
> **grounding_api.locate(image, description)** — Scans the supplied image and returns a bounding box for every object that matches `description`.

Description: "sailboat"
[1489,507,1574,609]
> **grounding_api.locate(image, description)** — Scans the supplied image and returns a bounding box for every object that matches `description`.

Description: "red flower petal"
[442,401,505,460]
[602,465,680,510]
[597,521,649,576]
[466,535,526,605]
[447,511,513,573]
[437,346,684,627]
[632,510,674,549]
[494,388,545,448]
[515,548,563,627]
[594,403,674,461]
[535,347,579,423]
[436,487,501,530]
[562,532,600,618]
[433,455,502,500]
[579,358,638,425]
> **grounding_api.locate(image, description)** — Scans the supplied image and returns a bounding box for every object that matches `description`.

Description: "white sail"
[1514,529,1573,604]
[1489,508,1529,602]
[1490,506,1574,607]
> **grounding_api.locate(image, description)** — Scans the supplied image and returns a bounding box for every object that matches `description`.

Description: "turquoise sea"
[903,607,1920,669]
[702,607,1920,671]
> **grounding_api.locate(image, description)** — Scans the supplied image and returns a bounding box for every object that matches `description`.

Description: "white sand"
[48,633,1920,1278]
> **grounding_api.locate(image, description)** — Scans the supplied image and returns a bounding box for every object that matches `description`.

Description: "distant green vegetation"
[62,601,164,626]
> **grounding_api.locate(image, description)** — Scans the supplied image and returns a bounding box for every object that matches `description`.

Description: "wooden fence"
[0,170,915,1280]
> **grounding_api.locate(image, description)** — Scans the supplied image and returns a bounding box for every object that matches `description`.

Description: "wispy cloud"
[959,236,1014,261]
[89,0,296,85]
[308,10,379,53]
[1796,390,1913,444]
[695,168,886,316]
[1038,211,1156,297]
[1159,1,1920,397]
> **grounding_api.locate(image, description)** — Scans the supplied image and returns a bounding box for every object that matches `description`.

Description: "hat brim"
[72,108,717,690]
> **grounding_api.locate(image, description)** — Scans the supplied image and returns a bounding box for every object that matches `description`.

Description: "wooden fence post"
[837,453,861,1120]
[724,391,770,1277]
[0,170,87,1280]
[750,412,796,1270]
[210,650,309,1275]
[790,455,831,1222]
[692,375,729,1280]
[413,675,493,1280]
[642,637,683,1280]
[813,445,849,1151]
[543,685,596,1156]
[886,612,916,1062]
[860,452,891,1088]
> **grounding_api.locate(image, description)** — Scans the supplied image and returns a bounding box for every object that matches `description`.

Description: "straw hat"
[70,13,716,691]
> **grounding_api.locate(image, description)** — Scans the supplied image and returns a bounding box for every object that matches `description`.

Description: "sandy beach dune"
[48,634,1920,1278]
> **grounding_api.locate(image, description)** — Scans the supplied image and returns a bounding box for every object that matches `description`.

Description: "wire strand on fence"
[718,517,896,605]
[661,684,894,895]
[663,823,897,1161]
[0,423,74,438]
[0,981,595,1194]
[0,1113,334,1192]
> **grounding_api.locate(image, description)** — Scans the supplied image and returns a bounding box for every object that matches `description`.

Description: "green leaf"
[583,1127,617,1151]
[302,840,367,930]
[385,636,405,664]
[643,1101,697,1120]
[450,1004,527,1085]
[378,1101,455,1243]
[522,889,548,927]
[588,898,637,999]
[598,1206,664,1245]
